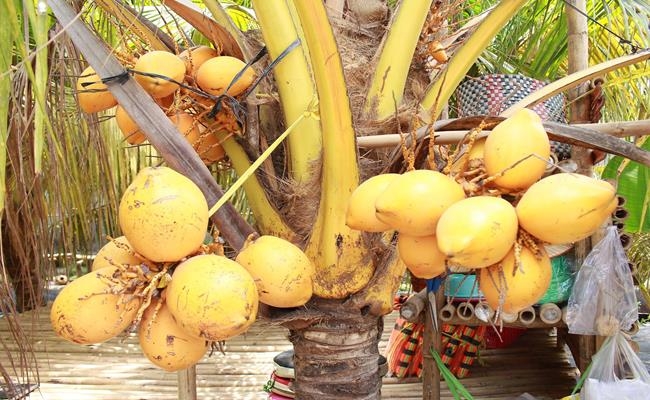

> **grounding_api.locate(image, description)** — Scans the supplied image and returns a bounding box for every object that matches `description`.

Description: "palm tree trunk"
[289,299,382,399]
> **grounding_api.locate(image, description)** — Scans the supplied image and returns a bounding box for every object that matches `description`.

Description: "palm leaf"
[602,137,650,233]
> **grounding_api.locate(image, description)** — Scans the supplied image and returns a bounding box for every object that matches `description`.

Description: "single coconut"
[436,196,518,268]
[77,66,117,113]
[346,173,400,232]
[165,254,259,341]
[516,173,617,244]
[375,169,466,236]
[50,266,141,344]
[118,166,208,262]
[483,109,551,191]
[235,235,314,308]
[138,298,208,372]
[133,51,186,98]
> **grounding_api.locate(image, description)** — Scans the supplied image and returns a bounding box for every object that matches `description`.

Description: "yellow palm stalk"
[252,0,322,184]
[292,0,374,299]
[364,0,434,120]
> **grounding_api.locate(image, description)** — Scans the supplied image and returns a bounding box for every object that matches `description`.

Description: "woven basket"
[456,74,571,160]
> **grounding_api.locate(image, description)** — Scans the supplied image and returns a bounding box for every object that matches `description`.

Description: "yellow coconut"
[138,299,208,372]
[165,254,259,341]
[118,166,208,262]
[451,137,487,174]
[50,266,141,344]
[516,173,617,244]
[467,137,487,161]
[115,105,147,145]
[346,173,400,232]
[483,109,551,190]
[195,128,226,164]
[235,235,314,308]
[133,51,186,98]
[436,196,518,268]
[77,66,118,113]
[375,169,466,236]
[155,93,176,112]
[196,56,256,97]
[168,111,201,145]
[397,234,446,279]
[479,246,552,314]
[91,236,141,271]
[179,45,219,78]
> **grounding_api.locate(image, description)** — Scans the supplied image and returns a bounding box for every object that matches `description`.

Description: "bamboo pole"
[566,0,598,374]
[356,119,650,148]
[400,289,427,322]
[356,119,650,166]
[567,0,593,175]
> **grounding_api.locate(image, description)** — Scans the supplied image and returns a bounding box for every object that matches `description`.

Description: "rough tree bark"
[289,299,382,400]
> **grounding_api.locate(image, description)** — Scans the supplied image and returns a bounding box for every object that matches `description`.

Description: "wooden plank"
[177,366,197,400]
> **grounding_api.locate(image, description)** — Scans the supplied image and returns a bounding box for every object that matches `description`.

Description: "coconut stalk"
[363,0,433,120]
[215,131,297,241]
[357,119,650,148]
[419,0,526,122]
[357,116,650,166]
[200,0,249,59]
[252,0,322,184]
[500,49,650,118]
[292,0,374,300]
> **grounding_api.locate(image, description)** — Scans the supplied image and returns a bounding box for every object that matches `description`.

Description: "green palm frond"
[220,1,258,31]
[472,0,650,122]
[629,232,650,314]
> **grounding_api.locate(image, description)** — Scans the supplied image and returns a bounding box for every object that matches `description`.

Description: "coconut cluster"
[75,46,258,165]
[51,166,315,372]
[346,109,617,315]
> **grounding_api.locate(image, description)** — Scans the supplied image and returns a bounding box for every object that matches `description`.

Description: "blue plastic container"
[444,274,483,300]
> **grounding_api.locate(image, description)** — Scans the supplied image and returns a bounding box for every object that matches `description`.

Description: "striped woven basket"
[456,74,572,160]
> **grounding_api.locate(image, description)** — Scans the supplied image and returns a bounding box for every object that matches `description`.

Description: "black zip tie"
[562,0,643,54]
[80,70,131,88]
[241,38,301,100]
[206,44,270,120]
[208,38,301,123]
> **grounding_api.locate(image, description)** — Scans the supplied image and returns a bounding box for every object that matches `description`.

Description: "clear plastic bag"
[566,226,638,335]
[581,331,650,400]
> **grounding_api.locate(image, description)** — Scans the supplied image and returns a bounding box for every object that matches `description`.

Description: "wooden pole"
[178,366,197,400]
[567,0,594,175]
[422,289,444,400]
[566,0,598,374]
